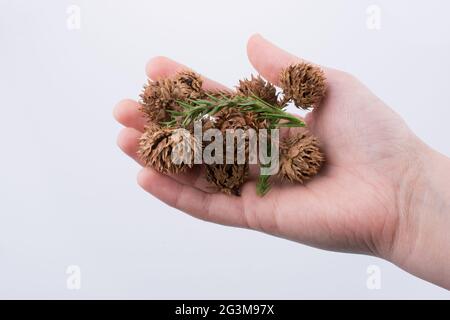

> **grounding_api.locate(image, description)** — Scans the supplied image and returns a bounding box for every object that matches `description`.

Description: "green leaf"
[256,175,271,196]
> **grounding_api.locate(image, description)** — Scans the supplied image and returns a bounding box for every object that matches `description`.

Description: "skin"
[114,34,450,290]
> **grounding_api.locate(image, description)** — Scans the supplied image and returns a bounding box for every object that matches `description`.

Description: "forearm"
[392,145,450,289]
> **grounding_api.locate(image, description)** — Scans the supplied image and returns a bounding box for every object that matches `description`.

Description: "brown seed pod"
[202,106,252,196]
[138,127,199,174]
[207,106,265,132]
[174,70,204,100]
[236,75,279,106]
[279,63,326,109]
[140,78,181,122]
[205,163,249,196]
[140,70,205,123]
[143,121,162,136]
[200,90,269,132]
[277,129,324,183]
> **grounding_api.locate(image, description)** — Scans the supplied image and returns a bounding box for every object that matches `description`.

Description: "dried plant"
[163,93,305,129]
[205,163,249,196]
[137,64,326,197]
[237,75,278,105]
[201,105,255,194]
[139,127,199,174]
[140,71,204,123]
[174,70,204,99]
[279,63,326,109]
[277,130,324,183]
[140,78,181,122]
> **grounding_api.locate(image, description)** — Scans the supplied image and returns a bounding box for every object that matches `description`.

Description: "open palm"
[114,35,422,260]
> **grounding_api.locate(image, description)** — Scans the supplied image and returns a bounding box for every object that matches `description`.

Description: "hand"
[114,34,450,289]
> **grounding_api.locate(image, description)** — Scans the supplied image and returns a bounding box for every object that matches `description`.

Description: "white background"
[1,0,449,299]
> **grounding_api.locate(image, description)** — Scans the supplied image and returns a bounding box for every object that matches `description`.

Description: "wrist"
[389,143,450,289]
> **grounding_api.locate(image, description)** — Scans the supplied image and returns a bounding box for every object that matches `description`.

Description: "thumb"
[246,34,340,86]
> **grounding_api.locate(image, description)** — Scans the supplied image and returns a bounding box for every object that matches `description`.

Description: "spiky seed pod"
[203,143,249,196]
[143,121,162,136]
[277,130,324,183]
[140,78,182,122]
[200,102,255,196]
[140,70,205,123]
[279,63,326,109]
[237,75,279,106]
[200,91,269,131]
[203,105,260,170]
[175,70,204,99]
[209,107,265,132]
[138,127,199,174]
[205,164,249,196]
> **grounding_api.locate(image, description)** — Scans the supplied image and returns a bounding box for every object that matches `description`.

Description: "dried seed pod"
[237,75,278,105]
[143,121,162,136]
[279,63,326,109]
[139,127,199,174]
[205,163,249,196]
[277,129,324,183]
[203,138,250,196]
[200,90,269,131]
[140,78,181,122]
[202,107,252,196]
[140,70,205,123]
[208,107,264,132]
[175,70,204,99]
